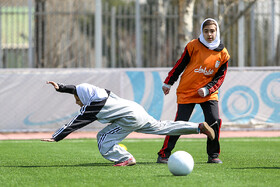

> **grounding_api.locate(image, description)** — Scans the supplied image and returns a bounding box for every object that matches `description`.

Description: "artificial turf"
[0,137,279,187]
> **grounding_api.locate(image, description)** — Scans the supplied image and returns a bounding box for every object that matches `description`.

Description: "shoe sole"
[207,160,223,164]
[113,158,136,166]
[156,160,168,164]
[201,122,215,140]
[156,156,168,164]
[127,162,136,166]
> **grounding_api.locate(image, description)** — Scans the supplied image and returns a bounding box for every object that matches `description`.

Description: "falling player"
[42,81,215,166]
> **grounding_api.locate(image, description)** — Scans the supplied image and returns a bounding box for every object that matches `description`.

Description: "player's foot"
[113,157,136,166]
[207,157,223,164]
[156,155,168,164]
[199,122,215,140]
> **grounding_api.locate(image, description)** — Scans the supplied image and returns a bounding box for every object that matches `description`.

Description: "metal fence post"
[135,0,142,67]
[270,0,275,65]
[250,3,255,66]
[238,0,245,67]
[214,0,218,20]
[279,0,280,65]
[111,7,116,68]
[0,6,2,68]
[95,0,102,68]
[28,0,33,68]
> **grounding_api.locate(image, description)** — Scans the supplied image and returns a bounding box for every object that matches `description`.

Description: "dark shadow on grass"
[1,162,160,168]
[233,167,280,170]
[136,162,159,165]
[156,175,176,177]
[138,161,211,165]
[1,161,190,168]
[0,163,113,168]
[194,162,208,164]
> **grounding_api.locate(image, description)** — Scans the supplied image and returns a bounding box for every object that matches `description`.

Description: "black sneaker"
[207,157,223,164]
[156,156,168,164]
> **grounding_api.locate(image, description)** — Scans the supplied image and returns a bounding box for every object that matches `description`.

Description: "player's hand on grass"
[46,81,59,90]
[41,138,55,142]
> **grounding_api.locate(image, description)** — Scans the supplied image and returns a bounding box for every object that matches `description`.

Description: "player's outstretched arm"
[46,81,59,90]
[41,138,56,142]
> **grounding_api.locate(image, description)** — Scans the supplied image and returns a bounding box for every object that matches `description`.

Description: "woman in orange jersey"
[157,18,230,164]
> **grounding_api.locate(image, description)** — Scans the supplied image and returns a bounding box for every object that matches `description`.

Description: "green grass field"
[0,137,279,187]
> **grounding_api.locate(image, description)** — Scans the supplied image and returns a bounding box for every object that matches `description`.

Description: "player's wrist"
[200,87,209,97]
[163,83,171,89]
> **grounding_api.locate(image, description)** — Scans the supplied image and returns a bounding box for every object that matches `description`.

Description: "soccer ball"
[168,151,194,176]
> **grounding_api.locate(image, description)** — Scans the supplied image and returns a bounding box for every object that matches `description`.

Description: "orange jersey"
[164,39,230,104]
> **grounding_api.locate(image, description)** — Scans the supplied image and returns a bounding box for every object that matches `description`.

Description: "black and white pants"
[97,117,200,163]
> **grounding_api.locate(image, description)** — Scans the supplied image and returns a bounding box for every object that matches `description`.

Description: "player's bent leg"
[136,120,199,136]
[151,121,198,164]
[97,124,135,166]
[201,101,222,163]
[207,119,222,164]
[156,122,215,163]
[157,135,180,163]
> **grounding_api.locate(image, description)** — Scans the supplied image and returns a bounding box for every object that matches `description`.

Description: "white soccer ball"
[168,151,194,176]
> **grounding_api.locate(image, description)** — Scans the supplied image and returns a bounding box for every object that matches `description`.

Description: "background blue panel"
[222,86,259,123]
[260,72,280,123]
[126,71,164,120]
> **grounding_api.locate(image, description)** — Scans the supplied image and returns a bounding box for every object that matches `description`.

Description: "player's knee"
[97,132,106,154]
[97,131,102,140]
[97,143,107,157]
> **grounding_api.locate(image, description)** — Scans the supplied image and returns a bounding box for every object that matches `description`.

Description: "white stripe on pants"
[97,123,133,163]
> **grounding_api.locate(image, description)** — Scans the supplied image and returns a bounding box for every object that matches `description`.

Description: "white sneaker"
[113,157,136,166]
